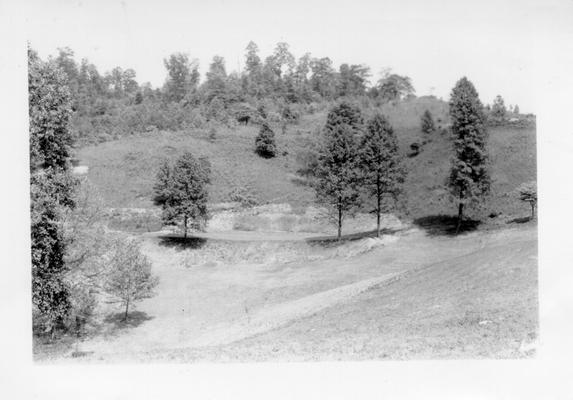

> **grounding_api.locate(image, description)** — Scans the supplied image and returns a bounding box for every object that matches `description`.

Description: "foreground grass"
[217,228,538,361]
[35,224,537,362]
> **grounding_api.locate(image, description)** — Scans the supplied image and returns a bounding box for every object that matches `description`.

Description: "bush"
[255,124,277,158]
[228,187,259,208]
[409,142,421,156]
[517,181,537,219]
[281,105,301,124]
[421,109,436,134]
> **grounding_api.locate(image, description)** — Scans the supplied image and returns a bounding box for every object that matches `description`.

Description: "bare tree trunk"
[337,200,342,241]
[123,300,129,322]
[531,202,535,219]
[183,216,188,239]
[376,182,381,238]
[456,202,464,234]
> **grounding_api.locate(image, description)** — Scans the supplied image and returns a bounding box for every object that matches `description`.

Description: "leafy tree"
[31,171,74,336]
[29,47,78,336]
[517,181,537,219]
[448,77,491,233]
[62,178,108,327]
[105,67,139,98]
[244,41,264,97]
[52,47,79,97]
[293,52,313,101]
[163,53,199,102]
[103,238,159,321]
[360,114,405,236]
[314,102,364,240]
[491,95,506,120]
[203,55,228,103]
[421,109,436,134]
[255,124,277,158]
[513,104,520,115]
[29,48,74,171]
[310,57,337,99]
[153,152,211,238]
[376,71,415,101]
[337,64,370,97]
[269,42,296,79]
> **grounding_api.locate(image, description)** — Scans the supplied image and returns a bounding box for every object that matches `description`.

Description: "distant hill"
[77,96,536,225]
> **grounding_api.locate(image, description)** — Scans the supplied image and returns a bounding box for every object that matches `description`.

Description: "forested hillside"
[37,43,535,224]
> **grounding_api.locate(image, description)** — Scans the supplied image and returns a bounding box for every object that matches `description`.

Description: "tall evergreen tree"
[360,114,405,237]
[314,102,364,240]
[448,77,491,233]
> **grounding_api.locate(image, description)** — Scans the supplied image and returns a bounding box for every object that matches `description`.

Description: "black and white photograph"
[2,0,573,398]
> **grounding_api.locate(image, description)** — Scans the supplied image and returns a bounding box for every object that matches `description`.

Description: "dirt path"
[182,272,402,348]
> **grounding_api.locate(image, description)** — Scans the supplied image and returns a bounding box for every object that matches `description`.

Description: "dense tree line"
[41,43,415,145]
[30,48,158,337]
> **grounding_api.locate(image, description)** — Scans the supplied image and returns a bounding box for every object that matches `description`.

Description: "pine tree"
[153,153,211,238]
[314,102,364,240]
[360,114,405,237]
[255,124,277,158]
[421,109,436,134]
[448,77,491,233]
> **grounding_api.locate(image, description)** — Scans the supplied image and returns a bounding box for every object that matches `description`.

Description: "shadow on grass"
[506,216,533,224]
[413,215,481,236]
[306,227,404,248]
[103,311,154,330]
[158,235,208,250]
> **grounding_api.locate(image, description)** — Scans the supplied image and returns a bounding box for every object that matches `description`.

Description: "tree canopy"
[448,77,491,232]
[360,114,405,236]
[314,102,364,240]
[153,152,211,238]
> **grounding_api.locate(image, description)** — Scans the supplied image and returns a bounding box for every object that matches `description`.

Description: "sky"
[20,0,573,113]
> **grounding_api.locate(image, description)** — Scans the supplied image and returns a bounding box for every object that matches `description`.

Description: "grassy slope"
[78,124,317,209]
[77,96,536,223]
[199,227,538,360]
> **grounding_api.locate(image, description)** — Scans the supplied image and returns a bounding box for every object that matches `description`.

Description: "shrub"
[228,187,259,207]
[208,127,217,142]
[281,105,300,124]
[517,181,537,219]
[421,109,436,134]
[255,124,277,158]
[409,142,421,156]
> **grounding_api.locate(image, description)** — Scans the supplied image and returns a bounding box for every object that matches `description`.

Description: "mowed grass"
[76,97,536,223]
